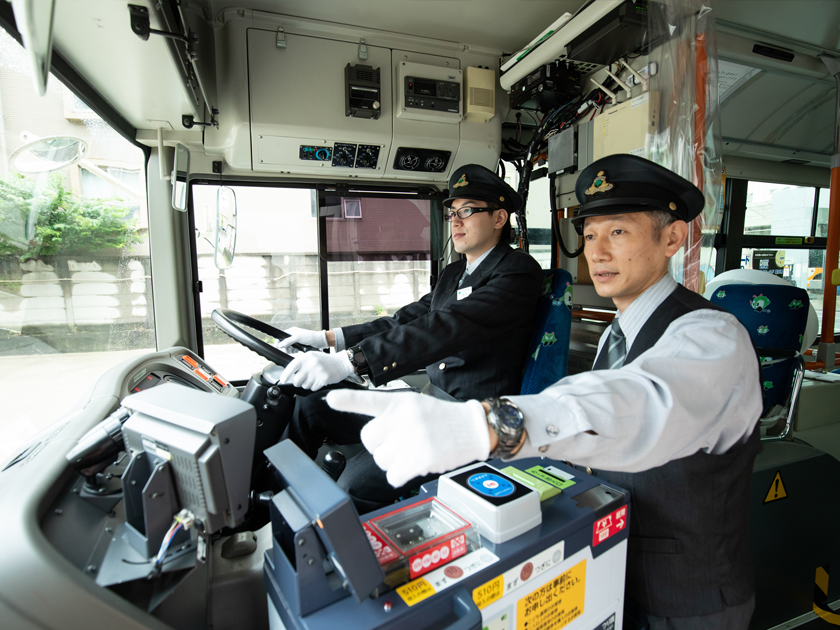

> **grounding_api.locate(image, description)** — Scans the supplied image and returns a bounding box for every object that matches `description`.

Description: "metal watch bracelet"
[485,397,525,459]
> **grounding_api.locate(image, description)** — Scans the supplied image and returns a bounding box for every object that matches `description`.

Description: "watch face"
[497,402,523,432]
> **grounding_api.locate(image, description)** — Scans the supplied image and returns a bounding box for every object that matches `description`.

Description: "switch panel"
[355,145,381,169]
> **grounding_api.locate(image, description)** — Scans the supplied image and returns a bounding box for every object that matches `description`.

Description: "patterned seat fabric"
[708,283,810,415]
[520,269,574,395]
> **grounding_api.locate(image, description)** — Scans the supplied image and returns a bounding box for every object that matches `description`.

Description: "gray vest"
[596,284,760,618]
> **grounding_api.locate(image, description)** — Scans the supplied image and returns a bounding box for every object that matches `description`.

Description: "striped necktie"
[594,318,627,370]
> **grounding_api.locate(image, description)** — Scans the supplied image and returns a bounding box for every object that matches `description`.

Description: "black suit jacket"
[342,241,543,399]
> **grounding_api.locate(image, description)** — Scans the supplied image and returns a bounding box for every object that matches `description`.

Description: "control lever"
[322,450,346,481]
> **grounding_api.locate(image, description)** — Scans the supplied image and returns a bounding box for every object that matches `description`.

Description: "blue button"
[467,472,514,498]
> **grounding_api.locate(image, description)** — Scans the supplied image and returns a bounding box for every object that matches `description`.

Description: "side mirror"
[171,144,190,211]
[214,186,237,269]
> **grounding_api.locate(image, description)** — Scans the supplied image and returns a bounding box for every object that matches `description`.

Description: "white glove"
[275,327,329,351]
[279,350,355,390]
[326,390,491,488]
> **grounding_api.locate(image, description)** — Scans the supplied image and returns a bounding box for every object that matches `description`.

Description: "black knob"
[267,386,282,401]
[322,450,346,481]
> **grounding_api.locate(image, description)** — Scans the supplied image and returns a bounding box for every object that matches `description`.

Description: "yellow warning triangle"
[764,471,788,504]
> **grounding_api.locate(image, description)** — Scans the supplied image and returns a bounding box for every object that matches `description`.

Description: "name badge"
[457,286,472,300]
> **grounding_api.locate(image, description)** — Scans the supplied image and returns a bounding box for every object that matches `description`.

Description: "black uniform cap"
[444,164,523,213]
[572,154,705,234]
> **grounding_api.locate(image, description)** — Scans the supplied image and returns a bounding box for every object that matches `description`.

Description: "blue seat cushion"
[520,269,574,395]
[709,283,809,415]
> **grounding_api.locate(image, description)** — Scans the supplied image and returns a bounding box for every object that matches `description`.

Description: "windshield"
[0,30,153,464]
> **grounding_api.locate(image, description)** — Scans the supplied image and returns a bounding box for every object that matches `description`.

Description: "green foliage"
[0,173,140,260]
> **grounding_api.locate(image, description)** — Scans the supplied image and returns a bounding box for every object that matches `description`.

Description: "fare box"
[364,497,480,587]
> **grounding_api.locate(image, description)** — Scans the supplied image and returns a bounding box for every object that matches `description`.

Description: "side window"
[0,30,152,462]
[744,181,815,236]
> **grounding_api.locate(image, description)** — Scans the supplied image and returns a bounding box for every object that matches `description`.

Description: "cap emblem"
[585,171,614,196]
[453,174,469,189]
[499,196,505,202]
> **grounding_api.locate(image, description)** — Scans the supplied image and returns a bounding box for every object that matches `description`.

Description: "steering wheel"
[210,309,367,390]
[210,309,315,367]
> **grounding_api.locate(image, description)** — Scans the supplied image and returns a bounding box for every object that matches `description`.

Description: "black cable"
[548,172,584,258]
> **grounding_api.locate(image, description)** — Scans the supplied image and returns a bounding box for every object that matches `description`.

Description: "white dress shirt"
[507,273,762,472]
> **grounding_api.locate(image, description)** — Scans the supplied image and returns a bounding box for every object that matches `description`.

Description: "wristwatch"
[346,345,370,376]
[485,397,525,458]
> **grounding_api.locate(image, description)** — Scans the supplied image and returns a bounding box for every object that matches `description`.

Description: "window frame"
[187,178,443,360]
[716,176,834,337]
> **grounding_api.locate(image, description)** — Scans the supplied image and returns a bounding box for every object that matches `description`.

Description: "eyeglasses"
[444,206,494,222]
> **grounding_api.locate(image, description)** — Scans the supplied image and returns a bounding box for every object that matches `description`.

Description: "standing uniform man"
[276,164,543,507]
[327,154,763,628]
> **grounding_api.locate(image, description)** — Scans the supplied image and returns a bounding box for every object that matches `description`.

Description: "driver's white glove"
[326,390,491,488]
[275,327,329,351]
[279,350,355,390]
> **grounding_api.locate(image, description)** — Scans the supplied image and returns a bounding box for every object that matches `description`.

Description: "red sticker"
[364,523,399,565]
[408,533,467,579]
[520,562,534,581]
[593,505,628,547]
[444,565,463,579]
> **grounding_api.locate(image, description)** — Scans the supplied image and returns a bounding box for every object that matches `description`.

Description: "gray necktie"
[595,318,627,370]
[458,268,471,288]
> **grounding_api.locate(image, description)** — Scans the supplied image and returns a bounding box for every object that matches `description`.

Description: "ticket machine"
[264,440,629,630]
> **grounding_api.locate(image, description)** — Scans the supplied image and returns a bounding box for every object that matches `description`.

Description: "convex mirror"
[171,144,190,211]
[214,187,237,269]
[10,134,87,173]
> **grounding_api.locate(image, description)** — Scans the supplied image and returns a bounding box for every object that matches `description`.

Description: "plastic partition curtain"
[646,0,724,293]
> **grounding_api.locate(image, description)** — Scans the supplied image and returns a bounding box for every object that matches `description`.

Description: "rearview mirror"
[171,144,190,211]
[214,186,237,269]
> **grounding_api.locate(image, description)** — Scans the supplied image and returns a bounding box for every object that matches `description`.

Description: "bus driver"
[276,164,544,509]
[327,154,763,629]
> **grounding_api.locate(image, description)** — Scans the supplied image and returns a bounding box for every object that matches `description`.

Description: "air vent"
[782,158,809,165]
[393,147,452,173]
[425,156,446,172]
[399,153,420,170]
[752,43,794,62]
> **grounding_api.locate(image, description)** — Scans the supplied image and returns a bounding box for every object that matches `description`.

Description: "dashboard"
[0,347,269,630]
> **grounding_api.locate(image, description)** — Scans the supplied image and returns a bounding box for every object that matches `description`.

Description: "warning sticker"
[363,523,399,565]
[473,540,565,610]
[396,578,435,606]
[473,574,505,610]
[515,559,586,630]
[408,533,467,579]
[397,548,499,607]
[592,505,628,547]
[525,465,576,490]
[763,471,788,504]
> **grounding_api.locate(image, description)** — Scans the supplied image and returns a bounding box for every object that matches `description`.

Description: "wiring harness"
[500,63,629,254]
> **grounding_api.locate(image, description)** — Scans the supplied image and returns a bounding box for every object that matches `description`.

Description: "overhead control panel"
[404,76,460,113]
[300,143,382,169]
[345,63,382,120]
[397,61,462,124]
[216,14,500,180]
[247,31,393,176]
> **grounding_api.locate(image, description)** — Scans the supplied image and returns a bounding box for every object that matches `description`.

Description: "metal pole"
[817,55,840,369]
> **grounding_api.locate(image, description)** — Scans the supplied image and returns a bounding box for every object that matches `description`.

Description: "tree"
[0,173,140,260]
